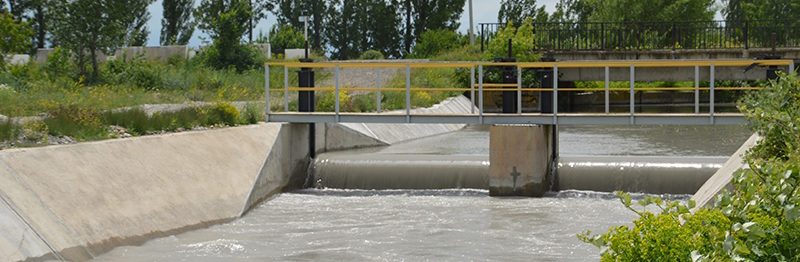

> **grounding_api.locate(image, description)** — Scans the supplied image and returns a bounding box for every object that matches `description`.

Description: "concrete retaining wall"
[0,123,311,261]
[691,133,758,209]
[115,46,188,63]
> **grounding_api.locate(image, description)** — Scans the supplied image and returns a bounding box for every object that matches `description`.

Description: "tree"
[49,0,153,81]
[194,0,262,71]
[723,0,800,20]
[0,11,33,64]
[264,24,303,49]
[589,0,715,22]
[161,0,195,45]
[400,0,465,55]
[411,29,463,58]
[498,0,549,24]
[127,3,151,46]
[547,0,594,23]
[269,0,331,51]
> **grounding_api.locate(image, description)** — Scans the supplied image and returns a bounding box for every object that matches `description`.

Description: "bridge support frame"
[489,124,557,197]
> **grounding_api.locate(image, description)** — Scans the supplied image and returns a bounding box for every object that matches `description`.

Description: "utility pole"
[469,0,474,45]
[249,0,253,43]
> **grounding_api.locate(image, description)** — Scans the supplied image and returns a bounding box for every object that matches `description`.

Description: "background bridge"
[264,59,795,125]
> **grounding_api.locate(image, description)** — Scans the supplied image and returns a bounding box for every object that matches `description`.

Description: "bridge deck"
[267,112,746,125]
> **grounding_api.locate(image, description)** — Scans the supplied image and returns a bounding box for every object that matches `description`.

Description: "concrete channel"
[0,95,753,261]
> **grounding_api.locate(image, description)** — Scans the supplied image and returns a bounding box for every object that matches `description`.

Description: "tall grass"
[0,119,20,142]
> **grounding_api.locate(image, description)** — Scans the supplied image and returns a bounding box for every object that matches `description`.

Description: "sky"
[145,0,562,48]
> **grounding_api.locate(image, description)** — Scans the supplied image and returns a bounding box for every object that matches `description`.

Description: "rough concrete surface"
[489,125,554,197]
[0,123,288,261]
[691,133,759,209]
[340,96,476,144]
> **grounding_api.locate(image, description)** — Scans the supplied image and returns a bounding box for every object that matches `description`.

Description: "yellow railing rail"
[264,59,795,124]
[266,59,794,68]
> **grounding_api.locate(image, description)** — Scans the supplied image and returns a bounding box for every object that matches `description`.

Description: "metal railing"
[480,20,800,51]
[264,59,795,125]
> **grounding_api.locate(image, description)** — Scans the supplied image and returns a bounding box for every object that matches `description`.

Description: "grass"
[0,119,20,142]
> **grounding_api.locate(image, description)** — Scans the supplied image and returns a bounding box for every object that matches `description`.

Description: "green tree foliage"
[403,0,466,54]
[484,20,539,62]
[580,73,800,261]
[194,0,263,71]
[49,0,153,81]
[264,24,304,49]
[548,0,595,23]
[589,0,715,22]
[161,0,195,45]
[411,29,465,58]
[127,2,151,46]
[723,0,800,20]
[0,11,33,55]
[268,0,331,51]
[498,0,549,24]
[327,0,403,59]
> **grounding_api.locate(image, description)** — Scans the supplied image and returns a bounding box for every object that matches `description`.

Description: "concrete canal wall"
[691,133,759,209]
[0,96,474,262]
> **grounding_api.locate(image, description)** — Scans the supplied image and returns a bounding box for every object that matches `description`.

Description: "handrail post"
[265,65,270,120]
[335,65,340,123]
[470,66,475,114]
[604,66,609,114]
[406,65,411,123]
[553,65,558,125]
[376,68,381,113]
[479,65,484,124]
[791,62,795,75]
[630,63,634,125]
[517,66,522,114]
[710,63,715,125]
[284,66,289,112]
[694,65,699,114]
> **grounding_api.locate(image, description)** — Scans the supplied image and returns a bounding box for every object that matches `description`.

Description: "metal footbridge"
[264,59,795,125]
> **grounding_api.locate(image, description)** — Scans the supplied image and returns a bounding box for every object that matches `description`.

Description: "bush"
[44,105,108,141]
[411,29,466,58]
[580,74,800,261]
[485,19,539,62]
[260,24,305,50]
[210,102,240,126]
[359,50,384,60]
[0,119,20,142]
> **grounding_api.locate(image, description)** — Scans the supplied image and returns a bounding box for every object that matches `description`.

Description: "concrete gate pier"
[489,125,556,197]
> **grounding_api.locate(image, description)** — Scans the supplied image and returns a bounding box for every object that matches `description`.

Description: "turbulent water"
[90,125,753,261]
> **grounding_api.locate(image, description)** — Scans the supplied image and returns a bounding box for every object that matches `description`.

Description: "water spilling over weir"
[91,124,754,261]
[313,155,726,194]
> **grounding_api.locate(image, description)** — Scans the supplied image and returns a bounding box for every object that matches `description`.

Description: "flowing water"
[91,124,754,262]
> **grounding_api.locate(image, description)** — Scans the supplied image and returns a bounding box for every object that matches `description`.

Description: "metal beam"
[267,113,746,125]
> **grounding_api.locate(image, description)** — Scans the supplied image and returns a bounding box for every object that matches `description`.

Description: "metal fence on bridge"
[264,60,794,125]
[480,20,800,51]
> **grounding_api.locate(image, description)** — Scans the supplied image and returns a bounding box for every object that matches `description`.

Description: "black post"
[498,39,517,114]
[539,67,553,114]
[298,57,315,158]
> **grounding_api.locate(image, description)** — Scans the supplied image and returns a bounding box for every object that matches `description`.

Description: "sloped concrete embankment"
[0,95,474,262]
[691,133,759,209]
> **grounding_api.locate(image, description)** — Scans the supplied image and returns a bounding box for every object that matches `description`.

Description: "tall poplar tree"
[269,0,331,51]
[161,0,195,45]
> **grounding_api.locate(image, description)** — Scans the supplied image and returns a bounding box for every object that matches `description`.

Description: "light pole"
[299,16,309,41]
[469,0,474,45]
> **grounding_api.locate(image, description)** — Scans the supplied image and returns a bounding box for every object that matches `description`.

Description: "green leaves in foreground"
[580,73,800,262]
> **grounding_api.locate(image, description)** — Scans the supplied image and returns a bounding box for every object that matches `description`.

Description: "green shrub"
[44,105,107,141]
[411,29,466,58]
[0,119,20,142]
[104,108,151,135]
[210,102,240,126]
[359,50,384,60]
[580,74,800,261]
[241,103,263,124]
[44,47,77,80]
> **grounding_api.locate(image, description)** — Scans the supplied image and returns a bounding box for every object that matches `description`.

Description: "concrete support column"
[489,125,555,197]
